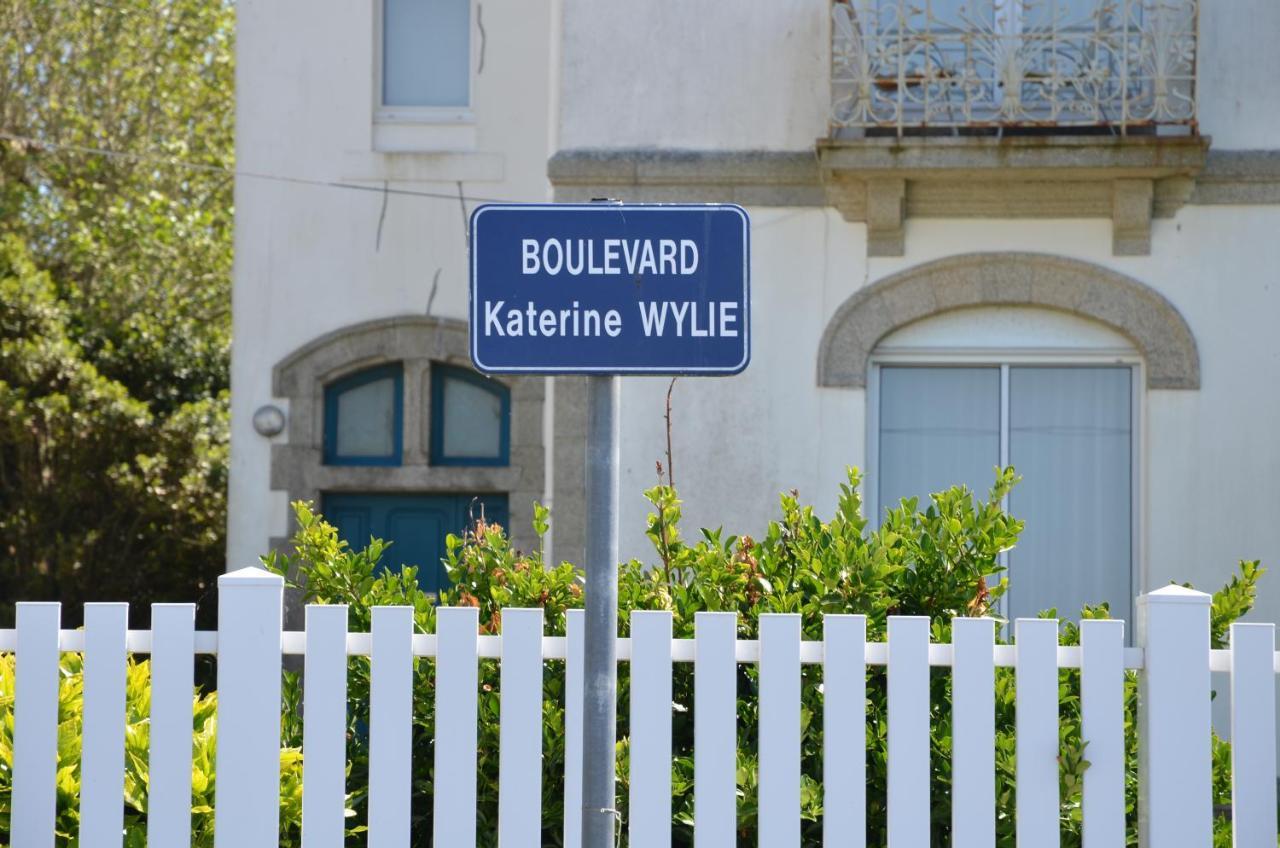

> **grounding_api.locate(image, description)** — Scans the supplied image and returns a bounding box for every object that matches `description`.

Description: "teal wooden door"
[321,493,509,593]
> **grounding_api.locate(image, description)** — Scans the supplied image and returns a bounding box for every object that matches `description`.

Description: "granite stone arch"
[817,253,1200,389]
[270,315,544,557]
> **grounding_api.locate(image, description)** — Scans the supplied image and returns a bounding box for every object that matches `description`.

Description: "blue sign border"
[468,203,751,376]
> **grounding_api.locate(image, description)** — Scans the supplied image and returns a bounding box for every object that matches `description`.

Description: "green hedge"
[0,468,1262,845]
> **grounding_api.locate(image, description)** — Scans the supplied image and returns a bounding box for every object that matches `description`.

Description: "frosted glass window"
[430,365,509,465]
[324,363,403,465]
[382,0,470,107]
[875,363,1135,628]
[442,378,501,457]
[336,378,396,457]
[878,367,1001,513]
[1006,367,1132,623]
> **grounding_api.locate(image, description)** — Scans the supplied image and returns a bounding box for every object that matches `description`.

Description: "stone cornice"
[549,144,1280,256]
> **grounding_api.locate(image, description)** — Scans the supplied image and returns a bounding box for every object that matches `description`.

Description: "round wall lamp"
[252,404,286,437]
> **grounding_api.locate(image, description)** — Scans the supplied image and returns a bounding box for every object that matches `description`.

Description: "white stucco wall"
[557,0,829,151]
[556,0,1280,150]
[613,206,1280,634]
[1196,0,1280,149]
[232,0,1280,631]
[230,0,555,569]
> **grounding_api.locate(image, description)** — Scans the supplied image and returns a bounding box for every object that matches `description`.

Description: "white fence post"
[368,605,414,848]
[951,616,995,847]
[823,615,866,848]
[1229,622,1277,845]
[564,608,585,848]
[148,603,197,848]
[12,602,61,848]
[887,615,930,847]
[1136,585,1212,848]
[301,604,349,848]
[434,606,480,848]
[78,603,129,848]
[694,611,737,848]
[214,566,284,848]
[758,614,801,848]
[629,610,673,848]
[1016,617,1060,848]
[1080,618,1126,848]
[498,607,545,848]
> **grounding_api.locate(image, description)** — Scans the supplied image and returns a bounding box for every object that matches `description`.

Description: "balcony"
[819,0,1207,256]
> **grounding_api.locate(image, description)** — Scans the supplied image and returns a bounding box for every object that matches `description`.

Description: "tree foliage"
[0,1,234,623]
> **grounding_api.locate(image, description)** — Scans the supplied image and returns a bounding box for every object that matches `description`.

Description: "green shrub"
[0,469,1261,845]
[267,468,1262,847]
[0,653,307,846]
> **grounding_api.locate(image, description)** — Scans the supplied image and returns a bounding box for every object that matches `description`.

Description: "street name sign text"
[469,203,750,374]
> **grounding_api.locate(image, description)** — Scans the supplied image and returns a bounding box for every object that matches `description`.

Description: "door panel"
[321,493,509,593]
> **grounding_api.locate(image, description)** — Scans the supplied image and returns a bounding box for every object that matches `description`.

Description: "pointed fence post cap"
[218,566,285,587]
[1139,584,1212,605]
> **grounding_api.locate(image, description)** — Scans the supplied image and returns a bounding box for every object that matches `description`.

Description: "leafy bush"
[265,468,1263,847]
[0,469,1260,845]
[0,653,305,847]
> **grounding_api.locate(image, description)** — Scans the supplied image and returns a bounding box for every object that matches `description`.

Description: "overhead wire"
[0,130,517,205]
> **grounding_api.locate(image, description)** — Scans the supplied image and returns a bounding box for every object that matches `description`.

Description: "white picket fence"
[4,566,1278,847]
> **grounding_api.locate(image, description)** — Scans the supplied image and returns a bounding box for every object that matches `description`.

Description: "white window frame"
[865,349,1145,626]
[373,0,477,126]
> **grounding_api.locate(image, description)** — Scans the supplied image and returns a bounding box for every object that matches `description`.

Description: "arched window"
[430,363,510,466]
[323,363,404,465]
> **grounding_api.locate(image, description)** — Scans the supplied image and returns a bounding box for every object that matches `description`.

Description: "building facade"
[231,1,1280,634]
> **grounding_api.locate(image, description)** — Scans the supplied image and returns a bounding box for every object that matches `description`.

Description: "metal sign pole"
[581,373,620,847]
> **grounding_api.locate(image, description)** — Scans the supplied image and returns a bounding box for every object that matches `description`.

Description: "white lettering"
[639,241,657,275]
[679,240,698,274]
[518,239,706,276]
[659,240,677,274]
[720,302,738,337]
[638,301,668,336]
[539,309,557,336]
[605,310,622,337]
[564,240,584,275]
[542,240,563,275]
[621,240,641,275]
[603,239,621,274]
[485,300,505,335]
[690,301,707,337]
[670,301,690,335]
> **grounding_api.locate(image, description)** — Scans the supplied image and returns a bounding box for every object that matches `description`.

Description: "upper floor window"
[381,0,471,111]
[430,363,510,466]
[324,363,404,466]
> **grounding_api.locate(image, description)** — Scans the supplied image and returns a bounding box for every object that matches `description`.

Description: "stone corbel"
[1112,178,1154,256]
[866,178,906,257]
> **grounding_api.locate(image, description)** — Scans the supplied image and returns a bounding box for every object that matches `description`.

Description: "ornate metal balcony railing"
[830,0,1198,136]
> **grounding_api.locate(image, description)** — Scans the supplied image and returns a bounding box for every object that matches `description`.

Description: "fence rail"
[4,568,1278,847]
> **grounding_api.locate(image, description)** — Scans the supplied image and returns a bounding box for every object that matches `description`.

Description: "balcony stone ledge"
[817,135,1210,257]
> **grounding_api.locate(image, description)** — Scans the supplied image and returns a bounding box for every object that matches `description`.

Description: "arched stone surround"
[817,253,1200,390]
[270,316,545,556]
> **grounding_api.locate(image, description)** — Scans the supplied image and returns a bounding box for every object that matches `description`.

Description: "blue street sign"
[469,203,750,375]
